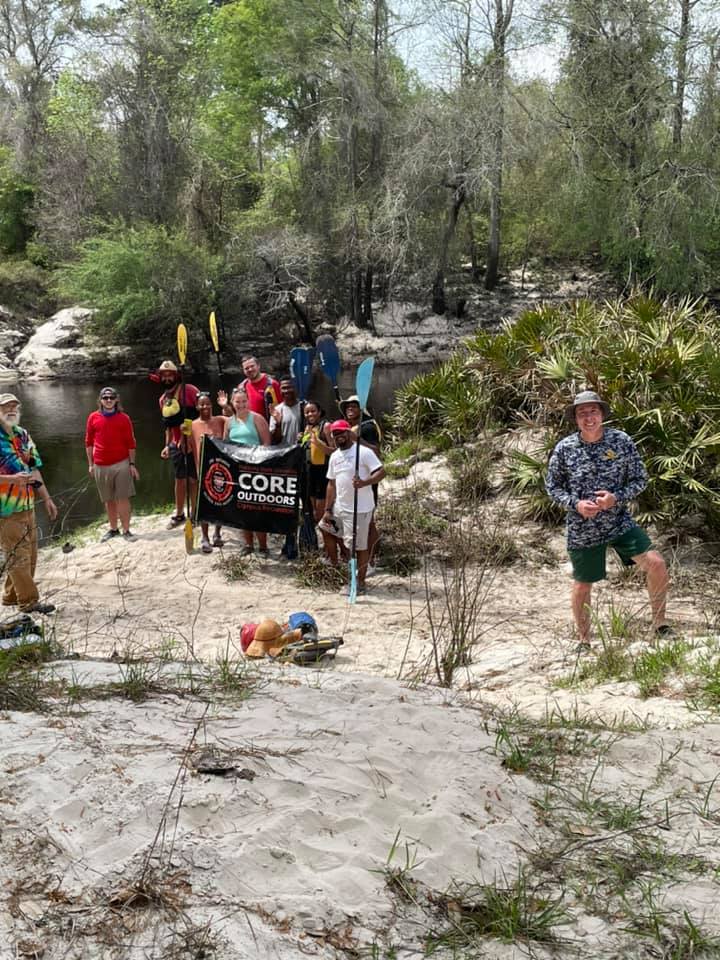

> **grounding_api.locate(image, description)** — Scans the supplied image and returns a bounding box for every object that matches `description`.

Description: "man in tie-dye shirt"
[0,393,58,614]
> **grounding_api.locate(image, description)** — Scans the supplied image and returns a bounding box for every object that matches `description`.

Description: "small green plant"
[634,640,689,698]
[114,661,160,702]
[429,868,568,948]
[563,766,647,831]
[624,882,720,958]
[0,638,55,712]
[376,830,422,903]
[212,641,254,696]
[687,650,720,710]
[506,449,565,523]
[494,725,557,780]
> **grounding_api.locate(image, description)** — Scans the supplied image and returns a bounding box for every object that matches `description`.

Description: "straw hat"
[245,619,287,657]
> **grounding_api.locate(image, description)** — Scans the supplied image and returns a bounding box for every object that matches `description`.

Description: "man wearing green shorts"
[546,391,671,647]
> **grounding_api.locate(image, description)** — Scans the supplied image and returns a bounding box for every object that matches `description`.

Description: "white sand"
[2,480,719,958]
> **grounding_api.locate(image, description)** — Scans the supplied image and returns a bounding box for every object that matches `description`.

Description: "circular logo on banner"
[203,462,234,505]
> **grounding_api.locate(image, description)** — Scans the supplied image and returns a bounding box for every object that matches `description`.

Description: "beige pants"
[0,509,39,609]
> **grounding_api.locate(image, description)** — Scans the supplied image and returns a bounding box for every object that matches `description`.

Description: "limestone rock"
[14,307,131,379]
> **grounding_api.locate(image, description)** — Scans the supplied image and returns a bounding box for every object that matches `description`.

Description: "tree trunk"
[288,291,315,342]
[433,180,467,315]
[363,266,374,330]
[485,0,512,291]
[466,205,482,282]
[673,0,692,149]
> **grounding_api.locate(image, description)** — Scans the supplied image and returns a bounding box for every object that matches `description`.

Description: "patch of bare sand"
[2,480,718,958]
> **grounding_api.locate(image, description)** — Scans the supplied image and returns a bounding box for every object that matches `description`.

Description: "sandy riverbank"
[2,462,720,958]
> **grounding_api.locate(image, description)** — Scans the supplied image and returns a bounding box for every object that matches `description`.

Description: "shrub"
[395,294,720,534]
[0,147,34,255]
[0,259,56,316]
[56,222,221,352]
[448,443,497,504]
[377,491,448,575]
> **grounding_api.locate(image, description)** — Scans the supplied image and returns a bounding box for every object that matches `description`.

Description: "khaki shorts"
[319,509,373,551]
[94,460,135,503]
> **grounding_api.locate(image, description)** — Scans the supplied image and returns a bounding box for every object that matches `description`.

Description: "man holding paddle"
[323,420,384,596]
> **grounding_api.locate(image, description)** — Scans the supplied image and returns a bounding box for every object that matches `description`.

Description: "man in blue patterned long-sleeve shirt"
[545,391,671,647]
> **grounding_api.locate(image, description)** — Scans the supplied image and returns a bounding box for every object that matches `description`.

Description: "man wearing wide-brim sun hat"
[545,389,672,649]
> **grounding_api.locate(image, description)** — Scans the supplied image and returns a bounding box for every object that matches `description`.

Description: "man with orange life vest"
[157,360,200,529]
[0,393,57,614]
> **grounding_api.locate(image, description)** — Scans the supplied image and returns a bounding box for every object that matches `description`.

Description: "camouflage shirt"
[545,427,647,549]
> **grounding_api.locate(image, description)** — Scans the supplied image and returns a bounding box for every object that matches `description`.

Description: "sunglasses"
[101,394,117,400]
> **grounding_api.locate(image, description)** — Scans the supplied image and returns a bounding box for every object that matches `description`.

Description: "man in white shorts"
[322,419,385,596]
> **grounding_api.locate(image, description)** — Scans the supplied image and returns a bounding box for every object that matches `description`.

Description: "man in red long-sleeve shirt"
[85,387,139,542]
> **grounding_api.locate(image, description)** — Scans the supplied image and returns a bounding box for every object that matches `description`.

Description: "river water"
[12,365,425,544]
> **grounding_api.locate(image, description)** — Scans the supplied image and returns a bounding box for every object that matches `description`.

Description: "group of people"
[85,354,386,594]
[0,369,674,644]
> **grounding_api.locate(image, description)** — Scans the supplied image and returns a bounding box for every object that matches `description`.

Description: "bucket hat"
[564,390,611,422]
[0,393,20,406]
[339,395,365,414]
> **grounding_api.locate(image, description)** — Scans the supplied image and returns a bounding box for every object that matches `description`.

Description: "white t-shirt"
[327,443,382,512]
[272,402,302,446]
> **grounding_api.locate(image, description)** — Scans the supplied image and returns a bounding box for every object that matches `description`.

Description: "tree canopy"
[0,0,718,343]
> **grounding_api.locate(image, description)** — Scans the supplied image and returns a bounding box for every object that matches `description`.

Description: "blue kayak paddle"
[290,346,315,403]
[348,357,375,604]
[316,334,341,403]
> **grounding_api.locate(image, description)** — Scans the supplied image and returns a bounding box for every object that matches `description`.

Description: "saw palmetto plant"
[394,293,720,533]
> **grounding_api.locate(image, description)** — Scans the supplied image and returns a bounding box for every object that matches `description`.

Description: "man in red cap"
[157,360,200,528]
[322,420,384,596]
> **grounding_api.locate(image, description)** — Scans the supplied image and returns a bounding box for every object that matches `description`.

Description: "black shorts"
[308,464,328,500]
[169,443,197,481]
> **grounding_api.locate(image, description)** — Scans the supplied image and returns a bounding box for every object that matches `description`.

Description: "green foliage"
[392,354,491,442]
[56,223,220,349]
[430,869,568,948]
[0,147,34,255]
[396,295,720,533]
[0,259,56,315]
[0,638,55,712]
[564,634,691,699]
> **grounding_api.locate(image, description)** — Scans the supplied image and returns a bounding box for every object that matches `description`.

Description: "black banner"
[197,436,303,534]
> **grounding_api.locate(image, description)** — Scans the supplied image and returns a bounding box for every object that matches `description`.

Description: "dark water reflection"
[13,364,430,544]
